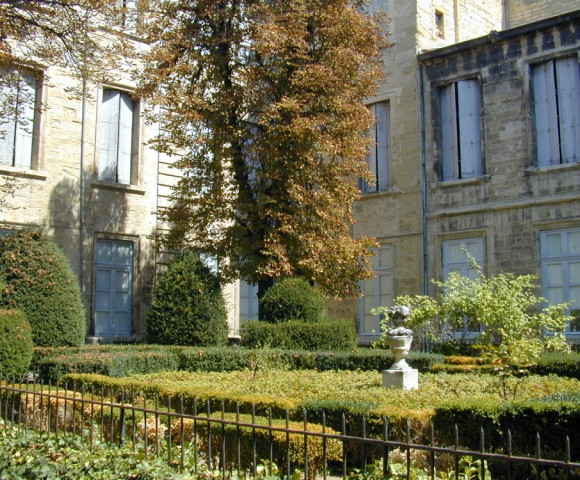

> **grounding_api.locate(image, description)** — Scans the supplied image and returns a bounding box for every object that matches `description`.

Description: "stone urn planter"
[382,305,418,390]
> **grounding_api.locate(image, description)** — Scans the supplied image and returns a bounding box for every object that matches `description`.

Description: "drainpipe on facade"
[79,77,87,299]
[419,63,430,352]
[419,64,428,296]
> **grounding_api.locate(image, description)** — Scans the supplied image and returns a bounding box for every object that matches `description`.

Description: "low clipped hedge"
[431,352,580,377]
[31,345,444,382]
[60,371,580,461]
[433,398,580,461]
[240,318,357,350]
[529,351,580,379]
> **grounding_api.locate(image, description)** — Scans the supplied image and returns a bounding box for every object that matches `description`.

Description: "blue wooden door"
[94,239,133,337]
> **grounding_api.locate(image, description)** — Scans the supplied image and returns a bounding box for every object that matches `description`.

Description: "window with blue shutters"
[541,229,580,335]
[361,101,390,193]
[99,88,137,184]
[359,245,394,338]
[439,79,483,181]
[239,279,259,322]
[533,57,580,167]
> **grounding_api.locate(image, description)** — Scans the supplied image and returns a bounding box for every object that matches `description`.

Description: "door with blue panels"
[94,239,133,337]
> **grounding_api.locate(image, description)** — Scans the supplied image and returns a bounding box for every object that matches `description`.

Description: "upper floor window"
[116,0,140,30]
[0,68,38,169]
[541,228,580,334]
[532,57,580,167]
[442,237,483,281]
[361,101,390,193]
[439,79,483,181]
[99,88,138,185]
[435,10,445,39]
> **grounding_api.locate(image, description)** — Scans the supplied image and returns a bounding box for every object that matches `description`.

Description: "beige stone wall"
[507,0,579,28]
[417,0,503,52]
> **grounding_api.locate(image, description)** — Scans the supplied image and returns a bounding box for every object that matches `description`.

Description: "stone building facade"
[420,10,580,344]
[327,0,580,345]
[1,1,578,344]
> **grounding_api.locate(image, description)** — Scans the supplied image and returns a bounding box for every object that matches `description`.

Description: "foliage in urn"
[138,0,387,299]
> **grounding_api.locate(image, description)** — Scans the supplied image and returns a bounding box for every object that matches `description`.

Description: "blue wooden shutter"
[555,58,580,164]
[14,73,36,169]
[94,239,133,336]
[376,101,389,190]
[457,79,482,178]
[441,83,458,181]
[117,91,134,184]
[533,62,560,167]
[100,89,120,181]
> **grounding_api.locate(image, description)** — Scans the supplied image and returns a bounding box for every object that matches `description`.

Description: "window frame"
[541,228,580,336]
[437,78,483,182]
[0,67,42,171]
[98,86,140,185]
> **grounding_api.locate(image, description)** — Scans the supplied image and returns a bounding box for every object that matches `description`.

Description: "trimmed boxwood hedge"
[431,352,580,377]
[0,230,86,347]
[0,309,33,378]
[240,317,357,350]
[31,345,444,382]
[62,372,580,462]
[260,277,325,323]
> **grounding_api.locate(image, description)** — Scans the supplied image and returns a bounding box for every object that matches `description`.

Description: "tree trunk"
[257,277,274,321]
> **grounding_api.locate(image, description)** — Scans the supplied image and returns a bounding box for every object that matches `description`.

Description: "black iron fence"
[1,377,579,479]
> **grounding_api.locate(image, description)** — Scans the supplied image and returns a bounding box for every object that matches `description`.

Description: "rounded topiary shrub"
[260,277,325,324]
[146,252,228,346]
[0,309,33,378]
[0,230,86,347]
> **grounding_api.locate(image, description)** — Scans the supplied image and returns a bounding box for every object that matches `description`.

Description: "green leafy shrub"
[0,309,33,378]
[146,252,228,346]
[0,230,86,347]
[260,277,325,323]
[240,317,356,350]
[379,263,571,369]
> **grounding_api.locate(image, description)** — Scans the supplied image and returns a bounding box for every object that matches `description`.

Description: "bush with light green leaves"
[375,261,571,370]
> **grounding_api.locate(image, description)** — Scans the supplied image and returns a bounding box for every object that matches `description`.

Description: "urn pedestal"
[381,306,419,390]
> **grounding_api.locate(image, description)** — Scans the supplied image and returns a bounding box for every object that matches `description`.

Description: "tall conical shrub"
[0,230,86,346]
